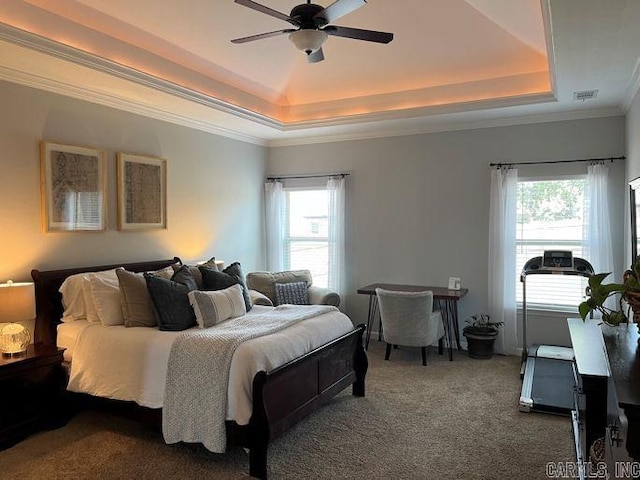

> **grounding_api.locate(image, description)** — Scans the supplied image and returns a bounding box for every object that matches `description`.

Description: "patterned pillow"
[188,284,246,328]
[274,281,309,306]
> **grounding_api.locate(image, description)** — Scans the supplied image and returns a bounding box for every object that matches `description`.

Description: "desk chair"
[375,288,445,366]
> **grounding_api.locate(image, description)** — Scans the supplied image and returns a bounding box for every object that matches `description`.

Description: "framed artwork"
[117,153,167,230]
[40,141,107,232]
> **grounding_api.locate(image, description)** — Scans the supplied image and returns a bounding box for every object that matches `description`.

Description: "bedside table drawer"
[0,363,65,423]
[0,345,66,448]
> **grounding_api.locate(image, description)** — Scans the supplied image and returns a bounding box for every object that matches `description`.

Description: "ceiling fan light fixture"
[289,29,327,55]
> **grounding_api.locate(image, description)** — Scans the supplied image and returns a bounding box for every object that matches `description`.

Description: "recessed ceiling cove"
[0,0,552,127]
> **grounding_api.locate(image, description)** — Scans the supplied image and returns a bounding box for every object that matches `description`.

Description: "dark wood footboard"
[226,323,368,479]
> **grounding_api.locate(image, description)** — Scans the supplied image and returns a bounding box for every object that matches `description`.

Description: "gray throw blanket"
[163,304,338,452]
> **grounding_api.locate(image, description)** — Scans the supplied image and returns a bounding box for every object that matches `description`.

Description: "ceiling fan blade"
[324,25,393,43]
[314,0,366,25]
[308,48,325,63]
[231,29,296,44]
[234,0,299,26]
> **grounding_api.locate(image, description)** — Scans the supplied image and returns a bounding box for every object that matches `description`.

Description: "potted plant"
[578,256,640,326]
[462,314,504,359]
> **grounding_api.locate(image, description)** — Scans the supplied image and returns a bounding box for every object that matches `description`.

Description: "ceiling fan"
[231,0,394,63]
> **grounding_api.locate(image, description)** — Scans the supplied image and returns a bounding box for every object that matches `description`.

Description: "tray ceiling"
[0,0,638,145]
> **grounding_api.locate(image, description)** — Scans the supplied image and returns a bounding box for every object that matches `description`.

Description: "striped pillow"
[188,284,246,328]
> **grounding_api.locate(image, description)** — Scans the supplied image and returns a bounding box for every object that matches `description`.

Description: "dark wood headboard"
[31,257,182,346]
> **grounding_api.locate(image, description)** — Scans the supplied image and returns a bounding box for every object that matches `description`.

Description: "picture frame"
[117,153,167,231]
[40,140,107,232]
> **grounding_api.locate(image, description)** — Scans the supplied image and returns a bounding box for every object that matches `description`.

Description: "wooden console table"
[357,283,468,361]
[569,318,640,478]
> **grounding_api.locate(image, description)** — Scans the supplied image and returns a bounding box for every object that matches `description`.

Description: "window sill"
[517,305,581,316]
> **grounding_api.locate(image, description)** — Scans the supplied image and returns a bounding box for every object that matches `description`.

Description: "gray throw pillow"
[172,257,218,289]
[199,262,252,311]
[274,281,309,306]
[144,266,198,331]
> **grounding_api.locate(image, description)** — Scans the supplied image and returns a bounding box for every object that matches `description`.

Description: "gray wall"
[0,80,268,283]
[1,75,629,351]
[268,117,626,347]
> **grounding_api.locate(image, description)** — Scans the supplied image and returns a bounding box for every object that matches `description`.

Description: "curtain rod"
[490,156,625,168]
[266,173,350,181]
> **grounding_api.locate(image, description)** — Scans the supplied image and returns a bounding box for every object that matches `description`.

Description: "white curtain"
[327,176,345,300]
[488,167,519,355]
[265,181,285,272]
[584,163,614,274]
[584,163,615,307]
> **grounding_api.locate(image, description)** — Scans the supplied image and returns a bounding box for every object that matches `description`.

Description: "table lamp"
[0,280,35,356]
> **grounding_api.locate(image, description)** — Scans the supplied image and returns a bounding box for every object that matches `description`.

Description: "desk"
[357,283,469,361]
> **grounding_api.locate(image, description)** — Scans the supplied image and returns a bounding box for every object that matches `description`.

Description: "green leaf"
[601,283,625,294]
[578,302,592,320]
[588,272,611,288]
[604,310,626,326]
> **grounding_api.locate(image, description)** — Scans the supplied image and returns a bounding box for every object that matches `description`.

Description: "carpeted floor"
[0,341,574,479]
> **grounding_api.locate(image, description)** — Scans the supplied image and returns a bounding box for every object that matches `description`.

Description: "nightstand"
[0,344,66,449]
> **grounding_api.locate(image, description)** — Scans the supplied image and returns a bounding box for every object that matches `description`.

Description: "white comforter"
[64,305,354,424]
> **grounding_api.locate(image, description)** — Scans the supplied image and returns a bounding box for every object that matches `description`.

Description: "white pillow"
[59,268,119,322]
[82,277,100,324]
[188,284,246,328]
[59,273,89,322]
[86,269,124,326]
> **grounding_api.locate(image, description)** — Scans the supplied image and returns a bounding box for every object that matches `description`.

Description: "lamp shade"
[0,281,35,355]
[289,29,327,54]
[0,281,36,322]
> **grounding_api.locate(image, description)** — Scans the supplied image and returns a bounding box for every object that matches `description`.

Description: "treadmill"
[518,251,594,415]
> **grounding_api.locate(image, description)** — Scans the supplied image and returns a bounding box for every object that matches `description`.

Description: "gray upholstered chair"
[246,269,340,307]
[375,288,445,366]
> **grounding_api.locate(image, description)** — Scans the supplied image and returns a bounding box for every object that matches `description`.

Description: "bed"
[31,257,367,479]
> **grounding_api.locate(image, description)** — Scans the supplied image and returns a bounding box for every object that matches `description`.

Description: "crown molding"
[0,14,625,149]
[267,107,624,147]
[0,23,282,129]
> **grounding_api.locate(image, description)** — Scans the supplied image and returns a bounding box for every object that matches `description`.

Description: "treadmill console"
[520,255,594,281]
[542,250,574,270]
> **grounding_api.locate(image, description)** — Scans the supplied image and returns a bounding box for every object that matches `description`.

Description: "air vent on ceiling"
[573,90,599,101]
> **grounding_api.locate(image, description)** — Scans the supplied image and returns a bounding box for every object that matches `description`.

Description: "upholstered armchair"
[375,288,444,366]
[246,270,340,307]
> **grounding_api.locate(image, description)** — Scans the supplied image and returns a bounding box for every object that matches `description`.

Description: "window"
[516,177,589,310]
[284,189,330,288]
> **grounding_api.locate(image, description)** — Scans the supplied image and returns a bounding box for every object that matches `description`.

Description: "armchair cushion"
[246,270,340,307]
[246,270,312,305]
